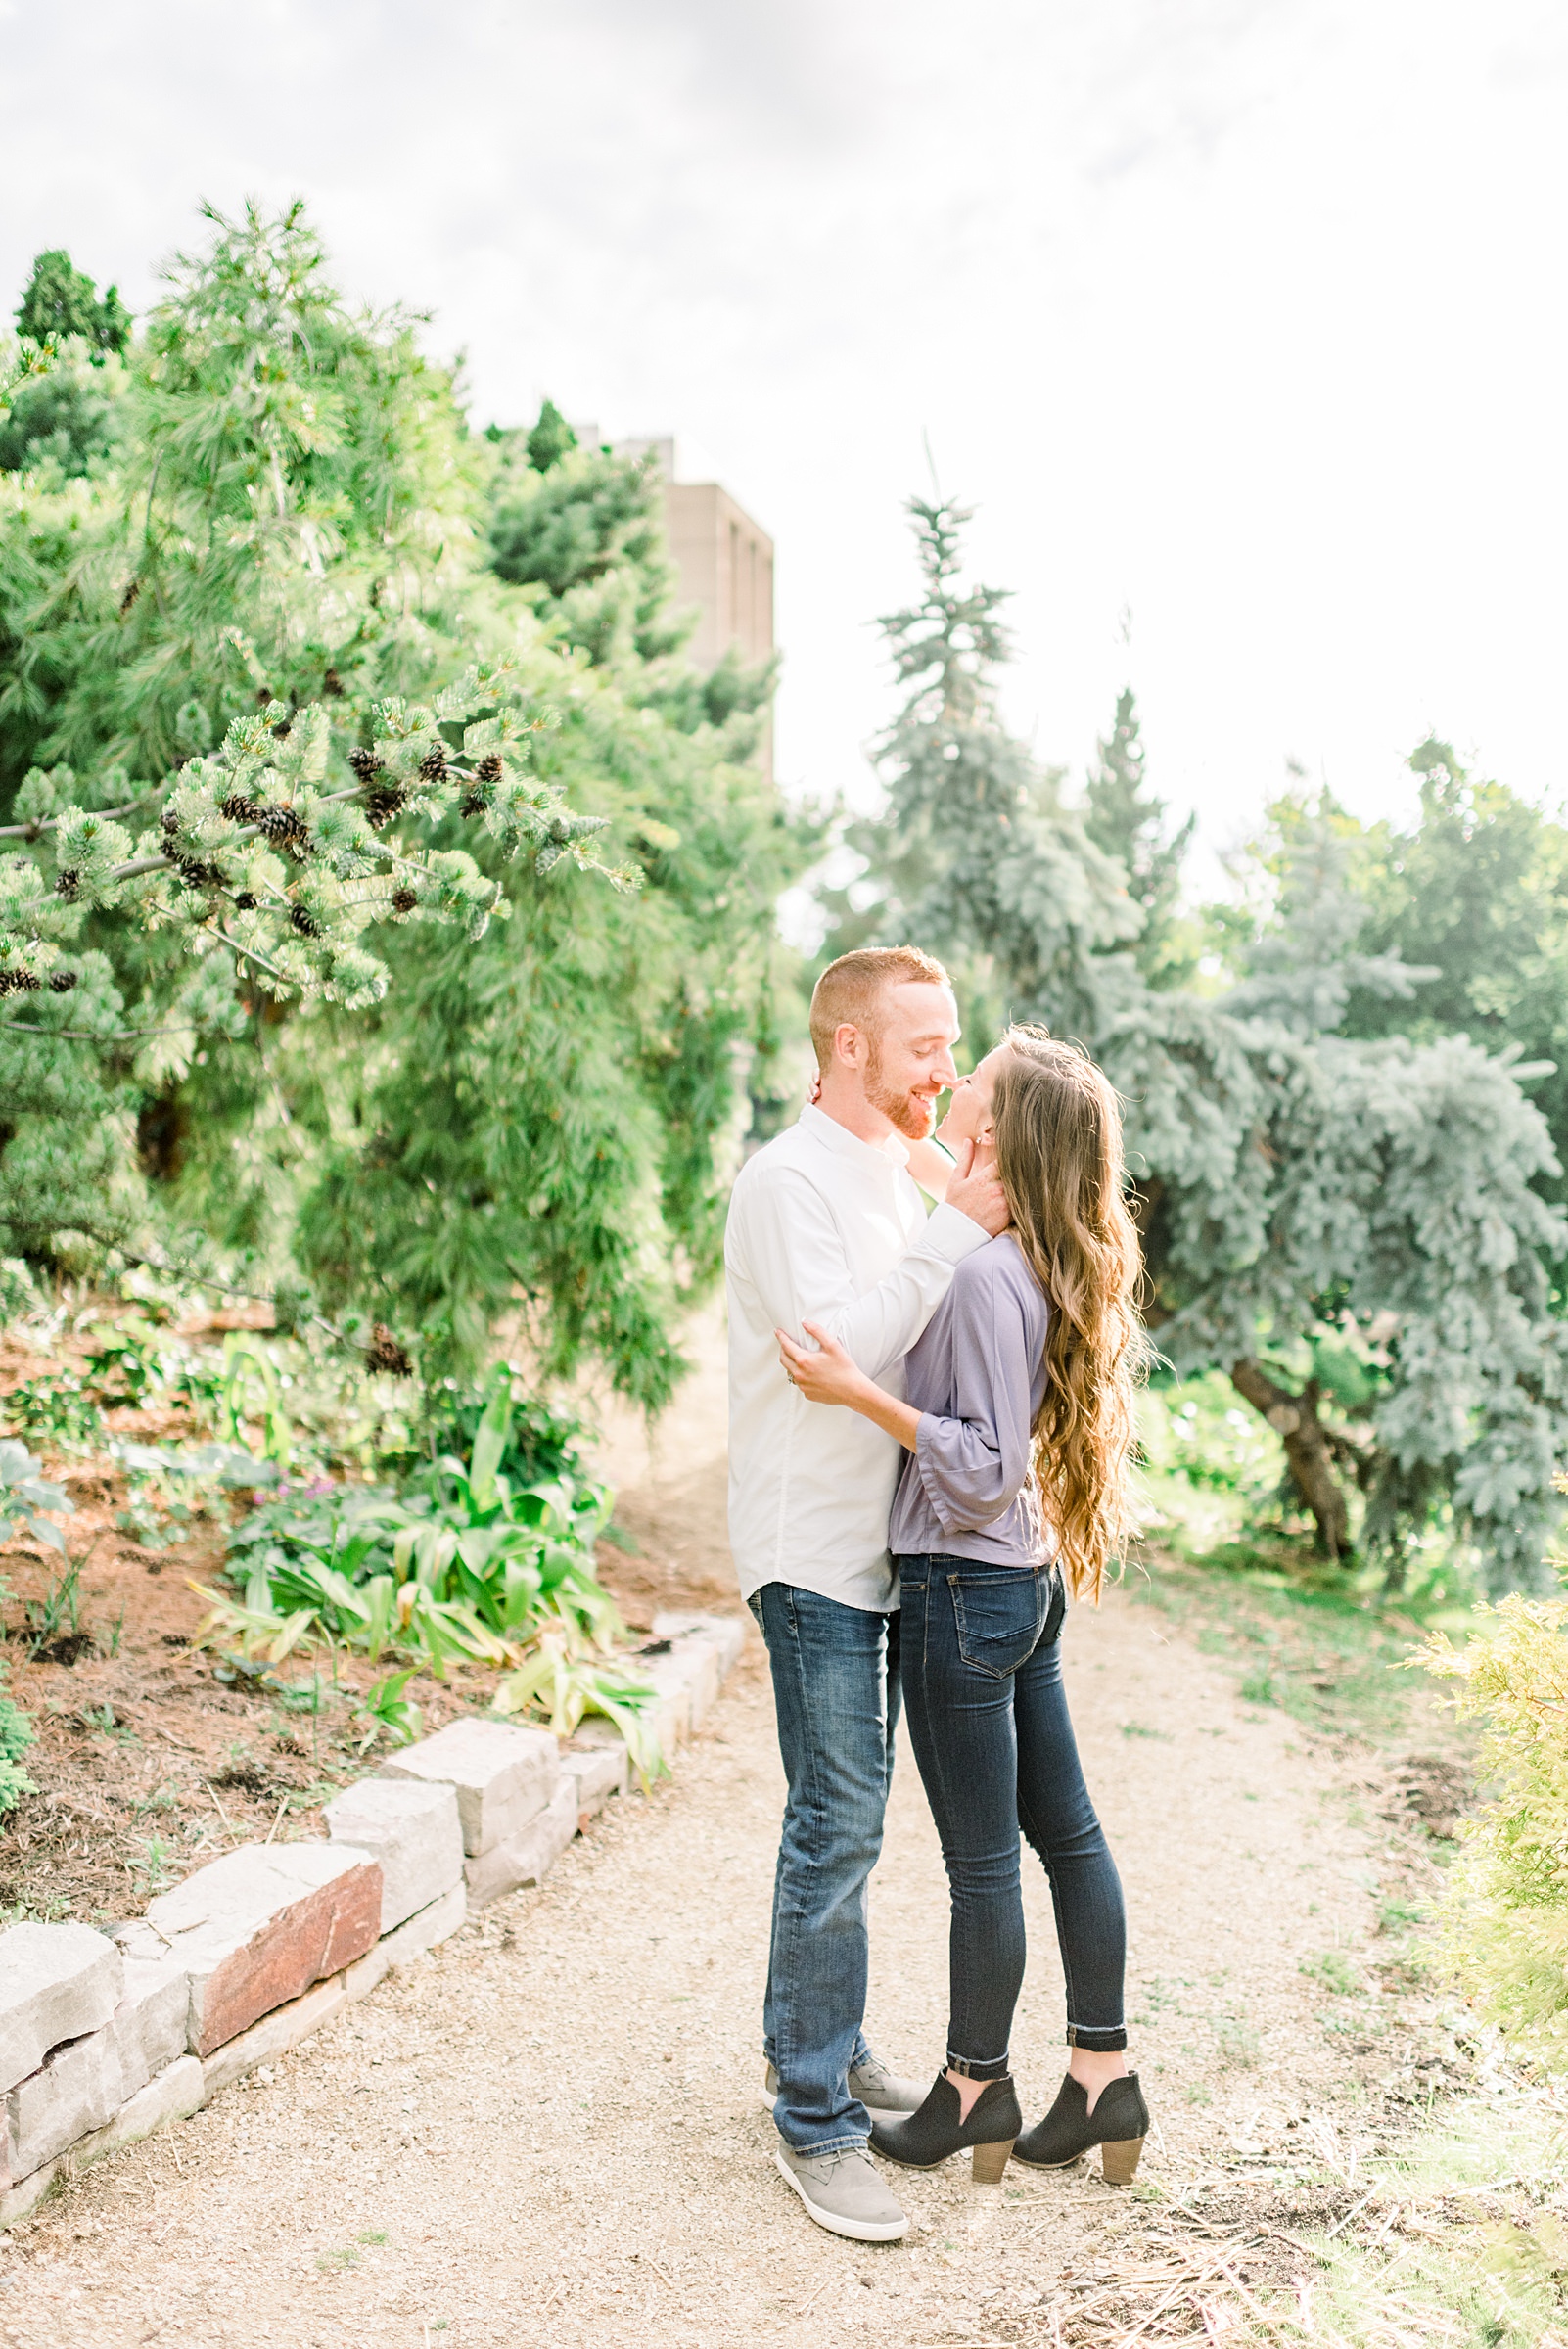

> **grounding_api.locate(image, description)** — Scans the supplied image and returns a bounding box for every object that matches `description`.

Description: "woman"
[777,1026,1151,2186]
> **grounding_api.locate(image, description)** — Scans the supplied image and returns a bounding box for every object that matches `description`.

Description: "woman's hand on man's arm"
[776,1322,923,1451]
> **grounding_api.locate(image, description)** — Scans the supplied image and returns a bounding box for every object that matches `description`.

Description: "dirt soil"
[2,1309,1478,2347]
[0,1317,501,1930]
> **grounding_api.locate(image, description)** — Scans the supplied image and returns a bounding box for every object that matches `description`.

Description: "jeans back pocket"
[948,1567,1047,1680]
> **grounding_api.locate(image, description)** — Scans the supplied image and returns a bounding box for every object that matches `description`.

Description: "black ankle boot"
[869,2073,1022,2182]
[1013,2071,1150,2183]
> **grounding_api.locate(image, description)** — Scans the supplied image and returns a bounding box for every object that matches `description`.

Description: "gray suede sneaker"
[774,2144,909,2241]
[761,2055,923,2118]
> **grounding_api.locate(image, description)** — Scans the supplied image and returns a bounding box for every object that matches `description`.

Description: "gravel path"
[2,1321,1449,2347]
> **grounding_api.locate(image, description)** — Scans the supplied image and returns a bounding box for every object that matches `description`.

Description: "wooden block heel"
[1100,2135,1145,2186]
[971,2138,1016,2185]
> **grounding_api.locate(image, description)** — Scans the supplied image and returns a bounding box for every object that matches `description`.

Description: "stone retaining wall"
[0,1613,743,2227]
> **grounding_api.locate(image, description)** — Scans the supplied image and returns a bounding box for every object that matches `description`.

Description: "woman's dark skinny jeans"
[896,1551,1128,2080]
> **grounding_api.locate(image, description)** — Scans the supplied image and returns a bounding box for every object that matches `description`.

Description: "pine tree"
[1335,740,1568,1207]
[16,251,129,357]
[1084,689,1195,986]
[525,398,577,474]
[0,207,788,1404]
[842,497,1139,1047]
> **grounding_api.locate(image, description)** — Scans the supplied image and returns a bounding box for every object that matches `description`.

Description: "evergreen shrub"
[1419,1502,1568,2067]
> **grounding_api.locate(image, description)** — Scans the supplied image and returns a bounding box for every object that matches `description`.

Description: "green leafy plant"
[192,1371,660,1763]
[1,1371,103,1452]
[0,1437,73,1551]
[214,1333,292,1464]
[0,1574,36,1810]
[355,1667,423,1748]
[81,1314,176,1406]
[24,1546,90,1658]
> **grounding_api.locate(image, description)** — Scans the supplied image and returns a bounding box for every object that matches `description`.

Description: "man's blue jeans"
[747,1583,900,2155]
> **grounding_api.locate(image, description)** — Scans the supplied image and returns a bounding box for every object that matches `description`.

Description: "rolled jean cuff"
[1066,2023,1128,2053]
[945,2048,1011,2082]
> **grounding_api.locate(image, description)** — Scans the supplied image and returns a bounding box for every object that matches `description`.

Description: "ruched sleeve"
[910,1257,1045,1533]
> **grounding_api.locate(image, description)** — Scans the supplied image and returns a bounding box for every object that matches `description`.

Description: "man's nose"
[932,1051,958,1089]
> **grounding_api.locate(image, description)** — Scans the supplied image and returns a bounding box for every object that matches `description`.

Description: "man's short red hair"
[808,946,950,1069]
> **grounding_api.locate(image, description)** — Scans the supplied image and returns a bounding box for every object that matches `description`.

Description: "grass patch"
[1300,1949,1362,1996]
[1124,1548,1473,1758]
[1301,2085,1568,2347]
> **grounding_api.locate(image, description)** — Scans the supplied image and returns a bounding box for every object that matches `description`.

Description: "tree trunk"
[1229,1359,1351,1558]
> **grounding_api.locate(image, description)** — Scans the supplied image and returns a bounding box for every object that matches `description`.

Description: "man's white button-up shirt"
[724,1103,991,1612]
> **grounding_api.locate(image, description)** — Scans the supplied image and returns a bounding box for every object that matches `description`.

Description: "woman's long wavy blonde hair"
[991,1027,1150,1602]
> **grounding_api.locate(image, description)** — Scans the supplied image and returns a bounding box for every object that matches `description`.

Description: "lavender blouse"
[888,1233,1051,1568]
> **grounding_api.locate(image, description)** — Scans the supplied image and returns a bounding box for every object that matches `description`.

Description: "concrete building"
[615,438,775,776]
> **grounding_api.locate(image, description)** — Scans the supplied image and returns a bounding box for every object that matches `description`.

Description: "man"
[725,945,1008,2242]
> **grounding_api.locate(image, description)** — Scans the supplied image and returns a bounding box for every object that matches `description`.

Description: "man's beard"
[865,1037,937,1141]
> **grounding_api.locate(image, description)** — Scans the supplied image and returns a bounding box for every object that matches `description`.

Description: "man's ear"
[832,1021,866,1069]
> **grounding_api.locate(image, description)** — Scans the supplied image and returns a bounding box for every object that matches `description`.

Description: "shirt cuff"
[921,1201,993,1267]
[913,1413,963,1533]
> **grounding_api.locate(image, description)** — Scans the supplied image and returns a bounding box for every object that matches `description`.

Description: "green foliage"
[16,251,129,357]
[0,1574,36,1811]
[0,1684,35,1810]
[524,398,577,475]
[842,495,1568,1586]
[1083,688,1195,987]
[0,207,786,1408]
[1336,738,1568,1208]
[355,1666,423,1747]
[0,1434,73,1550]
[2,1366,102,1451]
[0,339,128,478]
[23,1547,86,1658]
[195,1370,661,1765]
[1417,1528,1568,2068]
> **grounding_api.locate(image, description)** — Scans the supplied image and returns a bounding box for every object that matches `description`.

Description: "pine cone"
[392,887,418,914]
[118,579,140,616]
[348,746,381,783]
[475,754,504,782]
[54,870,80,901]
[322,668,346,698]
[48,970,78,993]
[234,893,258,911]
[255,687,275,707]
[364,1323,413,1378]
[289,905,324,939]
[219,794,258,825]
[175,857,222,891]
[459,788,488,818]
[257,806,309,853]
[270,718,293,740]
[160,808,180,838]
[365,785,408,830]
[419,745,448,784]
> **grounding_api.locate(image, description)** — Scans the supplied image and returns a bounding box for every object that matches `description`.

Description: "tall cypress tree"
[1084,688,1195,986]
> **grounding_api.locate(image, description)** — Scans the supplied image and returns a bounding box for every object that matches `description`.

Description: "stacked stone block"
[0,1610,747,2225]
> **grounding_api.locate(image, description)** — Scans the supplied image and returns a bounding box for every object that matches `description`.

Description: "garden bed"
[0,1312,719,1933]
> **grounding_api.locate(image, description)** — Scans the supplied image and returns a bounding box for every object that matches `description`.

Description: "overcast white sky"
[4,0,1565,884]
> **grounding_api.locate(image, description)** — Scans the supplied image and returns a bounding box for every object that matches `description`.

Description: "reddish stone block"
[116,1844,382,2058]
